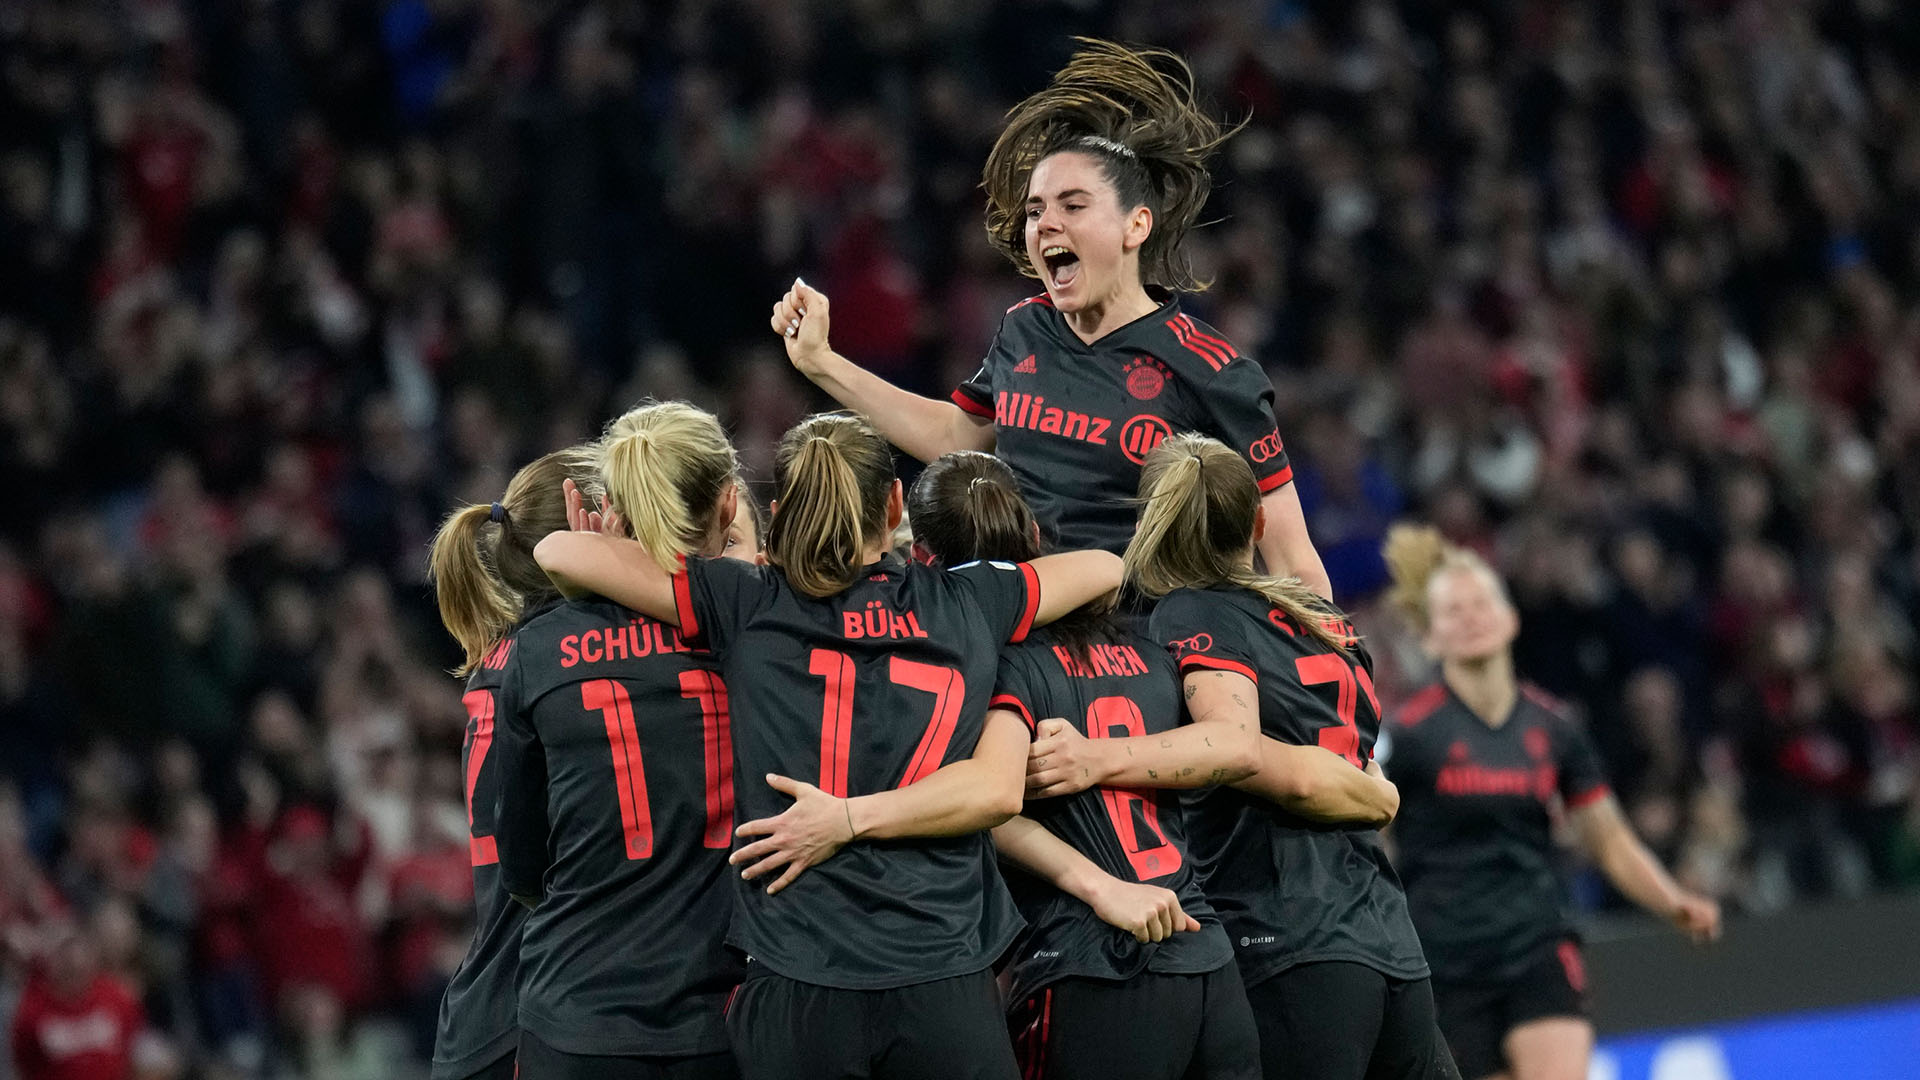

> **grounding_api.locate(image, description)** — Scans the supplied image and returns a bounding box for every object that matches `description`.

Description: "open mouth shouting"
[1041,244,1081,292]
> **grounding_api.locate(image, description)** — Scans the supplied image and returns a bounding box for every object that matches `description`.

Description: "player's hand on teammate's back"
[1671,892,1722,944]
[1026,718,1105,799]
[1087,878,1202,944]
[730,773,855,896]
[562,478,626,538]
[771,278,831,374]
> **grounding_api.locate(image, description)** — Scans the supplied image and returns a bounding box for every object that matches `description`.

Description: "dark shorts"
[1010,965,1260,1080]
[726,966,1018,1080]
[1243,961,1460,1080]
[1431,941,1588,1080]
[454,1049,516,1080]
[516,1029,736,1080]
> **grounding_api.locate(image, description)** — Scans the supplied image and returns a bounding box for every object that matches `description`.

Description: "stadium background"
[2,0,1918,1076]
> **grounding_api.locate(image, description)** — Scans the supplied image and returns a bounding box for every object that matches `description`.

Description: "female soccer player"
[426,444,599,1080]
[534,414,1123,1080]
[1129,435,1453,1080]
[1380,526,1720,1080]
[898,450,1259,1079]
[490,402,761,1080]
[769,40,1329,596]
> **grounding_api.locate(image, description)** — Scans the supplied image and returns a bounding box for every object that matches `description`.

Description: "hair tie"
[1078,134,1137,160]
[489,502,507,524]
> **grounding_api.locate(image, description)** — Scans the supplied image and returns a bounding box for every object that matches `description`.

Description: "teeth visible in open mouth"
[1043,246,1070,258]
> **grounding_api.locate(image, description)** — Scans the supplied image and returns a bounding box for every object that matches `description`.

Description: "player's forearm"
[991,815,1112,903]
[532,534,678,623]
[1029,550,1125,626]
[801,349,992,462]
[1234,740,1398,825]
[1257,487,1332,601]
[1092,717,1260,789]
[847,760,1024,840]
[1596,827,1686,917]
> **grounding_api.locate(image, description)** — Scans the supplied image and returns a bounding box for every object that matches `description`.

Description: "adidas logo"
[1013,354,1037,374]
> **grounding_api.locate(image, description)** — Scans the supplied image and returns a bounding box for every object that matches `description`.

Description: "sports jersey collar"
[1440,678,1519,732]
[1040,288,1181,354]
[860,552,909,578]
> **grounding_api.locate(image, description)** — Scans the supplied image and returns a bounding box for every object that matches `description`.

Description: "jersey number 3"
[809,650,965,796]
[1294,654,1380,768]
[582,674,736,860]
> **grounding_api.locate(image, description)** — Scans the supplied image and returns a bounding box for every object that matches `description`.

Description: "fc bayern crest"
[1123,355,1168,400]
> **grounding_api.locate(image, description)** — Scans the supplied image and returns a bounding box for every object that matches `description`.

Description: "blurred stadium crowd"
[3,0,1920,1076]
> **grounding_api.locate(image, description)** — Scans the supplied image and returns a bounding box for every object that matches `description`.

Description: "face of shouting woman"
[1024,151,1153,320]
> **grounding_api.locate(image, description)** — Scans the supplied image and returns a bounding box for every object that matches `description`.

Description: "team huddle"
[425,40,1719,1080]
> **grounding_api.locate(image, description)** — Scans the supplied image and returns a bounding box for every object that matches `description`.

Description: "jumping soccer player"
[770,40,1328,596]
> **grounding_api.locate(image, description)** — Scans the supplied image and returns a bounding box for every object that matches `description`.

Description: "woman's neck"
[1441,651,1519,728]
[1062,281,1158,344]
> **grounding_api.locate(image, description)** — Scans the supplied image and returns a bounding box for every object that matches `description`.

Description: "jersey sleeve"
[1558,717,1612,809]
[951,356,995,419]
[672,555,770,652]
[493,653,549,901]
[1148,591,1260,684]
[990,650,1041,737]
[1195,359,1293,494]
[950,559,1042,645]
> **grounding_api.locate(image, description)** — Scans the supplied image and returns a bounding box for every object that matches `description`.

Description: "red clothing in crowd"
[9,970,143,1080]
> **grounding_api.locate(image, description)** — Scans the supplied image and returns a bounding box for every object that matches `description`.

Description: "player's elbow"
[1369,778,1400,826]
[981,783,1025,827]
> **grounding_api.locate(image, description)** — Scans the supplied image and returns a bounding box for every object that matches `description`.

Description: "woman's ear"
[886,479,905,532]
[1252,504,1267,544]
[910,541,938,566]
[1123,205,1154,254]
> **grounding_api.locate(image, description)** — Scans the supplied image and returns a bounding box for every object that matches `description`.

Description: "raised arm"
[774,280,994,462]
[1024,670,1262,798]
[991,815,1201,943]
[1571,793,1721,943]
[729,710,1030,894]
[1027,550,1125,627]
[1183,669,1397,825]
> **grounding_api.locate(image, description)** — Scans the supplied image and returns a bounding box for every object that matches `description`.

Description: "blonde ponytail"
[429,503,519,673]
[767,414,896,598]
[1125,434,1349,652]
[599,401,740,571]
[1381,522,1503,633]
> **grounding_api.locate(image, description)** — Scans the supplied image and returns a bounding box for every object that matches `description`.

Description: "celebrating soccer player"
[533,413,1123,1080]
[426,445,600,1080]
[490,403,760,1080]
[1130,435,1457,1080]
[904,450,1261,1079]
[769,39,1328,596]
[1380,526,1720,1080]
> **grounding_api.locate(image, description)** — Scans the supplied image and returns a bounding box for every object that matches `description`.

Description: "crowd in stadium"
[3,0,1919,1076]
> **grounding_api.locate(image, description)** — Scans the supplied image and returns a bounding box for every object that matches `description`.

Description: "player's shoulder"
[1518,682,1578,727]
[1389,682,1453,730]
[1143,302,1249,380]
[994,292,1059,346]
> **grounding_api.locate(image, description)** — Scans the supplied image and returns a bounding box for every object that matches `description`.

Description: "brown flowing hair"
[429,446,600,674]
[982,38,1241,293]
[1124,434,1350,651]
[767,414,896,598]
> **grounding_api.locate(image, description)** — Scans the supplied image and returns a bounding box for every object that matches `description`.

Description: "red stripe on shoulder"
[950,388,994,418]
[1393,684,1449,728]
[1006,293,1054,313]
[1521,683,1573,720]
[1010,562,1041,644]
[990,693,1037,735]
[1256,464,1294,492]
[1567,783,1612,810]
[1166,316,1227,371]
[1178,655,1258,683]
[1180,314,1240,359]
